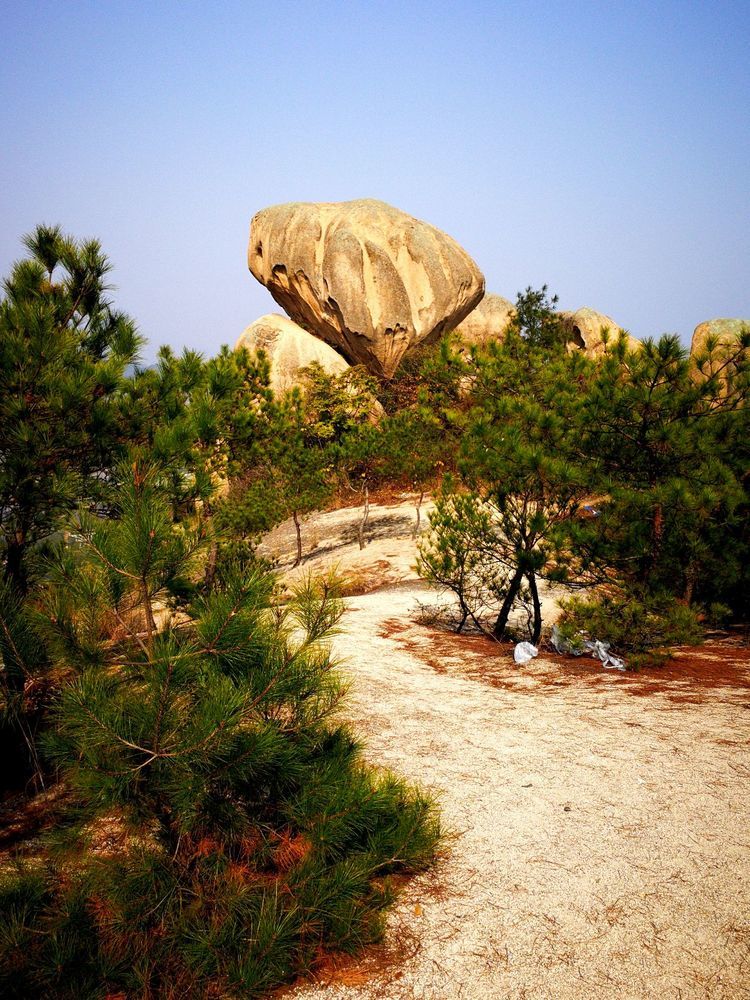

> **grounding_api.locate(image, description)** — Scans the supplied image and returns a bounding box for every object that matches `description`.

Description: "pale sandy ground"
[266,500,750,1000]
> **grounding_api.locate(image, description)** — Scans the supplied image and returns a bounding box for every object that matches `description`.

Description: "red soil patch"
[329,484,423,511]
[380,618,750,705]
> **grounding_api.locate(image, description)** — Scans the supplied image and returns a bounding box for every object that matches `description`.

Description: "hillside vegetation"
[0,226,748,997]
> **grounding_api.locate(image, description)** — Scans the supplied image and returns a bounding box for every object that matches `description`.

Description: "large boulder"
[248,199,485,379]
[453,293,515,348]
[236,313,349,394]
[561,307,640,357]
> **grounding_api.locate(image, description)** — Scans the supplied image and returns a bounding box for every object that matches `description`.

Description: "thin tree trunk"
[527,570,542,645]
[493,564,525,640]
[203,500,218,590]
[204,542,219,590]
[141,578,156,654]
[683,567,696,606]
[414,490,424,538]
[292,510,302,567]
[645,502,664,584]
[358,485,370,551]
[4,534,28,595]
[456,601,469,633]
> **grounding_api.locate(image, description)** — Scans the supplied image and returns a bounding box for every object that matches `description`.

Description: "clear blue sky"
[1,0,748,362]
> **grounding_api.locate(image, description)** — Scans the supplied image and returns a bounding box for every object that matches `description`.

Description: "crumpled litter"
[514,641,538,665]
[584,639,626,670]
[551,625,626,671]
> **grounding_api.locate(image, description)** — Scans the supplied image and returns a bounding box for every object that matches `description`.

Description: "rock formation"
[561,307,640,357]
[690,317,748,391]
[247,199,485,379]
[236,313,348,394]
[453,293,515,348]
[690,317,749,357]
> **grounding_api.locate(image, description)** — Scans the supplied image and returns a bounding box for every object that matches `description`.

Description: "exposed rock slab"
[236,313,348,394]
[248,199,485,378]
[453,293,515,348]
[561,307,641,357]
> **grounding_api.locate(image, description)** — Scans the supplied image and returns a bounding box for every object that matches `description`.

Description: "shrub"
[0,463,441,998]
[557,592,703,667]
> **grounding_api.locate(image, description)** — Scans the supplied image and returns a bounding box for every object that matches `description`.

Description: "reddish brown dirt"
[380,617,750,707]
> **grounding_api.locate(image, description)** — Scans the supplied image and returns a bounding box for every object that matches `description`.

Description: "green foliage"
[419,305,750,645]
[420,310,594,642]
[417,488,510,633]
[575,332,750,609]
[557,592,702,667]
[506,284,568,351]
[119,343,279,519]
[296,362,380,448]
[222,395,334,568]
[0,465,441,997]
[0,225,141,590]
[217,363,380,566]
[0,579,53,787]
[379,404,452,533]
[376,335,466,415]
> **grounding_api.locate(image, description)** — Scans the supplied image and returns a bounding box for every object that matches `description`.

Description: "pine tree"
[380,402,454,537]
[575,332,750,606]
[0,462,440,998]
[418,306,593,643]
[0,226,141,592]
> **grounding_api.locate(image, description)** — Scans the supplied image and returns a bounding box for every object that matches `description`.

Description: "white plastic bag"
[583,639,626,671]
[514,642,538,665]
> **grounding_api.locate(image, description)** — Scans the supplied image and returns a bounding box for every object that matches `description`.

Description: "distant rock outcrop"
[453,293,515,348]
[561,307,640,357]
[247,199,485,379]
[235,313,348,394]
[690,318,749,357]
[690,318,749,391]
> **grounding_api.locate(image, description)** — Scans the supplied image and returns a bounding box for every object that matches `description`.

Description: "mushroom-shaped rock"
[453,293,515,348]
[235,313,349,394]
[561,307,640,357]
[248,199,485,379]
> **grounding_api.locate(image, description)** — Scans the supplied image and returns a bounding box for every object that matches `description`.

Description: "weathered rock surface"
[690,317,749,390]
[248,199,485,379]
[561,307,640,357]
[690,317,749,357]
[235,313,348,394]
[453,293,515,347]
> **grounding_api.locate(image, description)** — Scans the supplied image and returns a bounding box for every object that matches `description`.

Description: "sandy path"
[272,502,750,1000]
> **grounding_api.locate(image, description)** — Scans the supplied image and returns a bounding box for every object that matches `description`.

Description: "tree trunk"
[203,500,218,590]
[493,564,525,640]
[527,571,542,645]
[414,490,424,538]
[141,578,156,654]
[644,502,664,584]
[358,485,370,551]
[456,603,468,633]
[204,542,219,590]
[683,566,696,606]
[4,534,28,595]
[292,510,303,567]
